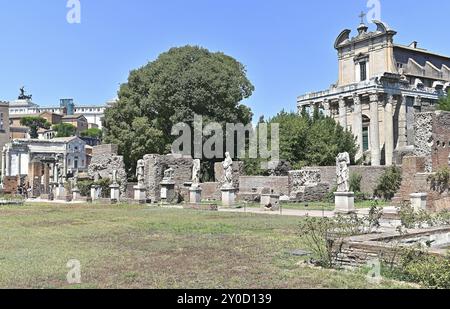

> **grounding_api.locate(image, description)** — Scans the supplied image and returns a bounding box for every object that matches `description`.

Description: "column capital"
[338,96,346,108]
[353,93,361,105]
[385,94,396,106]
[369,92,380,103]
[414,96,422,107]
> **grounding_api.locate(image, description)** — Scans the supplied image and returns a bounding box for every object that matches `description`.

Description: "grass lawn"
[0,203,411,289]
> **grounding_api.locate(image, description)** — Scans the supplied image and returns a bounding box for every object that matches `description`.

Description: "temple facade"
[297,20,450,166]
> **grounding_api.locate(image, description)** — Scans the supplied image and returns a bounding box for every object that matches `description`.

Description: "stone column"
[384,95,395,166]
[5,149,10,177]
[323,100,331,118]
[352,94,363,162]
[397,95,408,149]
[338,97,347,130]
[43,164,50,194]
[1,150,6,182]
[369,93,381,166]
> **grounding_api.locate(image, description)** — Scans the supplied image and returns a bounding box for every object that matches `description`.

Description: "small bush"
[385,247,450,289]
[427,167,450,193]
[78,180,94,197]
[349,173,362,193]
[374,166,402,201]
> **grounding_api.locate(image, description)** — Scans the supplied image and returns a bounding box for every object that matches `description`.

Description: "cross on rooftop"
[359,11,367,24]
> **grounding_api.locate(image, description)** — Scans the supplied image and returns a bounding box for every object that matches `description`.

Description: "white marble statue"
[222,152,233,188]
[111,169,118,185]
[336,152,350,192]
[136,159,145,187]
[192,159,201,185]
[72,170,79,189]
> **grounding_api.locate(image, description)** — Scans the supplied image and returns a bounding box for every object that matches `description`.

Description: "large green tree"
[244,111,358,175]
[20,116,51,139]
[53,123,77,138]
[438,90,450,111]
[104,45,254,175]
[81,128,103,139]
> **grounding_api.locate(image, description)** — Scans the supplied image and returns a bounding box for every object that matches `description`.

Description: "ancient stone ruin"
[88,144,127,196]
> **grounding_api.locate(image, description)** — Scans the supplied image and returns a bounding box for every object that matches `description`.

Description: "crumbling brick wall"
[143,154,193,202]
[432,111,450,171]
[88,144,127,196]
[414,112,434,172]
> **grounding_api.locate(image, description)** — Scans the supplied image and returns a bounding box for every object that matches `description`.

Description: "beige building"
[0,101,11,170]
[297,20,450,166]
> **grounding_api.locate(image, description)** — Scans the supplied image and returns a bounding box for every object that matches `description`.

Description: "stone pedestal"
[410,193,428,212]
[221,186,236,207]
[91,185,100,201]
[261,194,280,211]
[189,185,202,204]
[160,181,176,204]
[72,188,81,201]
[134,185,147,204]
[110,184,120,203]
[334,192,355,214]
[56,185,66,201]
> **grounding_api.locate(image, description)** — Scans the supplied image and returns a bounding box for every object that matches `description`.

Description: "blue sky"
[0,0,449,120]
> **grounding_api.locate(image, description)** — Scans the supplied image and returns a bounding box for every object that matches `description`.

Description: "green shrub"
[78,180,94,197]
[384,247,450,289]
[374,166,402,201]
[349,173,362,193]
[427,167,450,193]
[299,206,382,268]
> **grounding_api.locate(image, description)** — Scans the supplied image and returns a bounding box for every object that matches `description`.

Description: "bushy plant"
[374,166,402,201]
[385,246,450,289]
[299,206,382,268]
[78,180,94,197]
[349,173,362,193]
[397,202,434,229]
[427,167,450,193]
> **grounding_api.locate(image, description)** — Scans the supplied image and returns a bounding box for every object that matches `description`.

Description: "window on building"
[363,127,369,152]
[360,62,367,81]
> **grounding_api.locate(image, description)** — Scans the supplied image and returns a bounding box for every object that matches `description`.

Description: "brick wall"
[92,144,118,156]
[200,182,221,200]
[2,176,19,194]
[143,154,193,202]
[303,166,389,194]
[432,111,450,170]
[239,176,289,195]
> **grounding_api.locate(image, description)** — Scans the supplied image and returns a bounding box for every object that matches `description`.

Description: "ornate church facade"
[297,20,450,166]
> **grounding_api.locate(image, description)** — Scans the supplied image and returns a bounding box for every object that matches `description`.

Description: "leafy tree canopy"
[81,128,103,139]
[438,90,450,112]
[104,45,254,175]
[53,123,77,138]
[244,110,358,175]
[20,116,51,139]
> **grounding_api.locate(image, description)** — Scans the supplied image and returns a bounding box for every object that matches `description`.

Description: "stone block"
[334,192,355,214]
[221,187,236,207]
[410,193,428,211]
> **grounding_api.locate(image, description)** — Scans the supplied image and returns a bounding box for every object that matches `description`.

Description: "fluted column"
[369,93,381,166]
[338,97,347,130]
[352,93,363,161]
[384,95,395,166]
[5,148,10,177]
[1,149,6,183]
[397,95,408,148]
[323,100,331,118]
